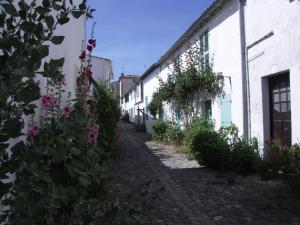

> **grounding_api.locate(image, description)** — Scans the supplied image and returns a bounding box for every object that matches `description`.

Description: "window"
[136,84,139,98]
[199,29,209,69]
[175,106,181,123]
[125,93,129,103]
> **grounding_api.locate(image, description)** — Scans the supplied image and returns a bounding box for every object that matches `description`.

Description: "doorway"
[269,73,291,146]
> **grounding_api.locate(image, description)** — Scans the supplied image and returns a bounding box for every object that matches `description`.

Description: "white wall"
[245,0,300,146]
[91,56,113,83]
[143,0,242,134]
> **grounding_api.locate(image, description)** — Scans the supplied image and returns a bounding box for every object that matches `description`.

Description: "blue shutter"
[175,106,181,123]
[220,94,232,127]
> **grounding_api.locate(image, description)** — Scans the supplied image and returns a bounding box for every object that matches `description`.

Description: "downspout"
[239,0,250,141]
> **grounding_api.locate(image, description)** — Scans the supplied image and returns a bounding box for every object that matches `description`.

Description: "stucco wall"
[91,56,114,83]
[245,0,300,145]
[143,0,242,134]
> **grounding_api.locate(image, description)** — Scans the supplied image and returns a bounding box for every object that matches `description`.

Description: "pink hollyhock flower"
[88,39,96,47]
[62,105,73,117]
[87,44,93,52]
[79,51,86,61]
[81,84,90,93]
[88,131,97,143]
[86,67,92,78]
[50,98,59,107]
[28,124,39,138]
[92,124,100,132]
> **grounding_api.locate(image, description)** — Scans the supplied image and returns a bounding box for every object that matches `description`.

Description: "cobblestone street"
[107,121,300,225]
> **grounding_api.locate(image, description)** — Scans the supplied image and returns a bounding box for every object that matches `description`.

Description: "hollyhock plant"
[58,75,66,85]
[28,124,39,139]
[79,51,86,61]
[41,96,59,108]
[88,39,96,48]
[81,84,90,93]
[86,123,100,143]
[62,105,74,117]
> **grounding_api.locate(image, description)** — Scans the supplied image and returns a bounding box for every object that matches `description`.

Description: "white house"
[141,0,300,149]
[91,56,114,83]
[119,74,140,116]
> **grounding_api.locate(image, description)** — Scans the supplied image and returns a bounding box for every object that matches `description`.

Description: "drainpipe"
[239,0,250,141]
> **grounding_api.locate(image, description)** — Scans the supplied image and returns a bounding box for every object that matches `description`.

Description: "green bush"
[188,115,215,131]
[219,124,261,175]
[257,142,300,193]
[187,125,230,170]
[164,125,184,146]
[152,120,170,141]
[229,137,260,175]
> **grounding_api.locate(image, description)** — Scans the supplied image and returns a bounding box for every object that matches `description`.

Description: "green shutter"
[220,94,232,127]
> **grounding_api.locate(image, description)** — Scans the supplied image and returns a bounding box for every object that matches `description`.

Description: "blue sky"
[86,0,213,80]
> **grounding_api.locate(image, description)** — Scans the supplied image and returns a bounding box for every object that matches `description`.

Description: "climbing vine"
[149,43,224,127]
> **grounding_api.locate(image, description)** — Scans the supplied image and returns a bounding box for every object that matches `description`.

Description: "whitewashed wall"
[245,0,300,146]
[91,56,114,83]
[143,0,242,134]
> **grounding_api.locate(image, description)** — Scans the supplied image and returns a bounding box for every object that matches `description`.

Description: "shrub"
[229,137,260,175]
[152,120,170,142]
[219,124,261,175]
[186,125,230,170]
[188,115,215,131]
[257,142,300,193]
[93,82,120,154]
[164,125,184,146]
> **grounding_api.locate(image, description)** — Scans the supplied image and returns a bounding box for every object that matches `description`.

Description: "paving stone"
[106,122,300,225]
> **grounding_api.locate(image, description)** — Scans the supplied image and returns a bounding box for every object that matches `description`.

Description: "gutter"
[239,0,250,141]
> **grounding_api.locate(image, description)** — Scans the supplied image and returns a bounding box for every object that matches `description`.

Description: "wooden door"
[269,73,291,146]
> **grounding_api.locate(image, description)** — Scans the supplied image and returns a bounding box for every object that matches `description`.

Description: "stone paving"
[107,121,300,225]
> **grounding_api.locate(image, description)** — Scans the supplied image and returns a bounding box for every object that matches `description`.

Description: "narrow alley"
[106,121,300,225]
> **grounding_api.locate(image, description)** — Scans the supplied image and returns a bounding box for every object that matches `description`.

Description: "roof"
[91,55,112,62]
[141,0,226,80]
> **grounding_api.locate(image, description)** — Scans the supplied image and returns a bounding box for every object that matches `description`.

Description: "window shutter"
[220,94,232,127]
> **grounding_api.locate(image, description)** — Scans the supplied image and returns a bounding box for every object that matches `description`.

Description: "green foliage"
[0,0,96,223]
[93,82,121,155]
[164,125,184,146]
[187,125,230,170]
[148,44,224,126]
[152,120,170,142]
[187,120,261,174]
[257,142,300,193]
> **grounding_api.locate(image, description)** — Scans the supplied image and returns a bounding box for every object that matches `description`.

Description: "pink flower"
[79,51,86,61]
[88,39,96,47]
[87,44,93,52]
[28,124,39,138]
[41,96,59,108]
[50,98,59,107]
[81,84,90,93]
[62,105,74,117]
[86,123,100,143]
[88,131,98,143]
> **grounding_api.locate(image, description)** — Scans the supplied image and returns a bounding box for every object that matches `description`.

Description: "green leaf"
[42,0,50,8]
[38,45,49,59]
[20,21,35,32]
[71,10,83,19]
[2,118,23,138]
[50,36,65,45]
[45,15,54,29]
[2,3,18,16]
[57,16,70,25]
